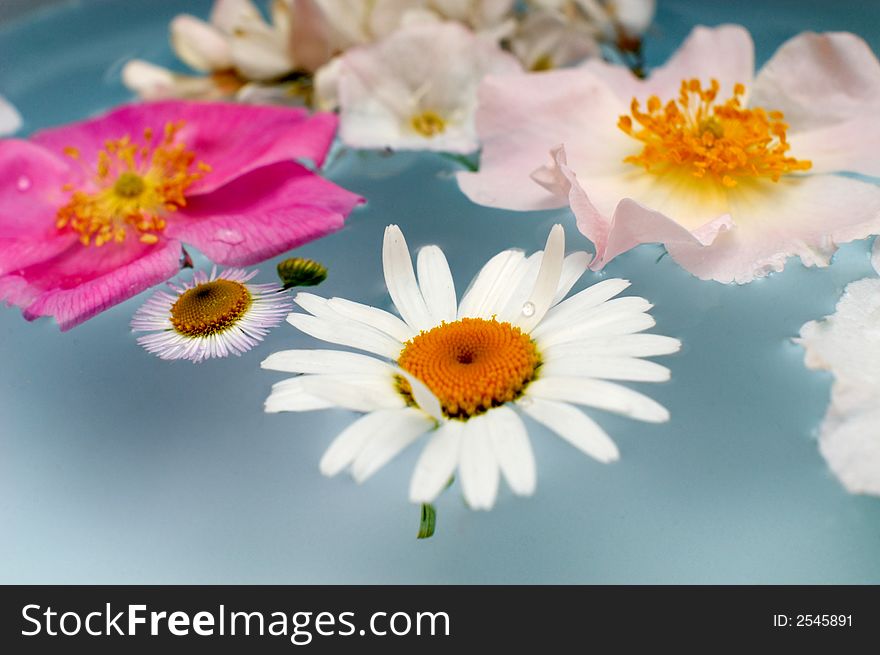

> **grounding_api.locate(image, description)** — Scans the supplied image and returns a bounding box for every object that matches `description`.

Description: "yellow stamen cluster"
[397,318,541,419]
[170,279,252,337]
[618,79,812,188]
[55,122,209,247]
[410,110,446,138]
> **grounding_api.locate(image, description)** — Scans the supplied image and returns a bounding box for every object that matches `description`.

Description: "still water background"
[1,0,879,583]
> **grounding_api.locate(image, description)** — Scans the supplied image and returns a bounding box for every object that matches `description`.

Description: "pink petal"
[29,101,339,196]
[167,161,363,266]
[458,68,627,210]
[582,24,754,101]
[753,32,880,131]
[0,139,80,276]
[1,238,182,331]
[543,145,732,270]
[752,32,880,177]
[666,175,880,284]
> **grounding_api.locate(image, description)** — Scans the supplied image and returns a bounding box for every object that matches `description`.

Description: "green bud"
[276,257,328,290]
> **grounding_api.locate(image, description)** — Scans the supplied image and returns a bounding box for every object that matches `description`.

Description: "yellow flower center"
[618,78,812,188]
[55,122,210,247]
[397,318,541,419]
[170,279,252,338]
[410,110,446,138]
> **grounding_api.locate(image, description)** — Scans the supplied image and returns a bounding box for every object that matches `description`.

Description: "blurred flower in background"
[122,0,655,109]
[329,22,522,153]
[0,95,22,135]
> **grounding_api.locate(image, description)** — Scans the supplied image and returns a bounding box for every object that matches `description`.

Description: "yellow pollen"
[410,110,446,138]
[618,78,812,187]
[113,171,146,198]
[170,279,252,338]
[55,121,206,247]
[531,53,555,72]
[397,318,541,420]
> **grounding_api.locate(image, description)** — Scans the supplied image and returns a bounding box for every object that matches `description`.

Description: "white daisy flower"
[132,267,291,363]
[263,224,679,510]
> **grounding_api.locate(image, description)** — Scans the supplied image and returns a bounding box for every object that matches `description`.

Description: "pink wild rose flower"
[0,101,362,329]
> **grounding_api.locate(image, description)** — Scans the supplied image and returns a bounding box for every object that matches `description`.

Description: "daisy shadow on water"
[262,224,681,535]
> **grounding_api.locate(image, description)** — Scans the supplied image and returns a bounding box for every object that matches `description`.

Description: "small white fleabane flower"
[263,224,679,510]
[132,268,291,363]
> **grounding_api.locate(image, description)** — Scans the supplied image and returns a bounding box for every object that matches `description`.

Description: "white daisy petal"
[459,415,501,510]
[383,225,434,331]
[495,251,542,322]
[543,334,681,359]
[543,278,632,322]
[532,297,656,347]
[397,370,445,422]
[551,251,591,307]
[293,291,334,317]
[351,408,435,483]
[264,376,336,413]
[485,406,536,496]
[517,224,566,332]
[409,420,463,504]
[327,297,416,342]
[320,409,397,477]
[417,245,457,324]
[520,397,620,463]
[540,355,671,382]
[261,349,393,375]
[300,374,406,412]
[457,249,525,318]
[528,376,670,423]
[286,313,402,359]
[534,282,642,338]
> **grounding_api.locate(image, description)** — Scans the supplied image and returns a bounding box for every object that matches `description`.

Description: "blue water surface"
[1,0,879,584]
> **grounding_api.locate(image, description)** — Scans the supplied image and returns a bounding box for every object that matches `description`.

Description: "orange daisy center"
[397,317,541,419]
[55,122,210,247]
[618,78,812,188]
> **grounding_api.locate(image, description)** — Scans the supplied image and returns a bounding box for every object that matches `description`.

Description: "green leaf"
[417,503,437,539]
[276,257,328,290]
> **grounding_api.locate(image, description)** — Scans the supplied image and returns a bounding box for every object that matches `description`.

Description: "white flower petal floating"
[0,95,22,136]
[798,278,880,496]
[335,21,523,153]
[264,224,679,510]
[460,24,880,284]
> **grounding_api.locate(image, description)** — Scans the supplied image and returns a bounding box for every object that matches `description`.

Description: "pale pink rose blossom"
[459,25,880,283]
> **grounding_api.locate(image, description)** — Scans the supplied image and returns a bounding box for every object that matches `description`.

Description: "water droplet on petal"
[215,228,243,245]
[521,301,535,317]
[518,396,534,408]
[16,175,31,191]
